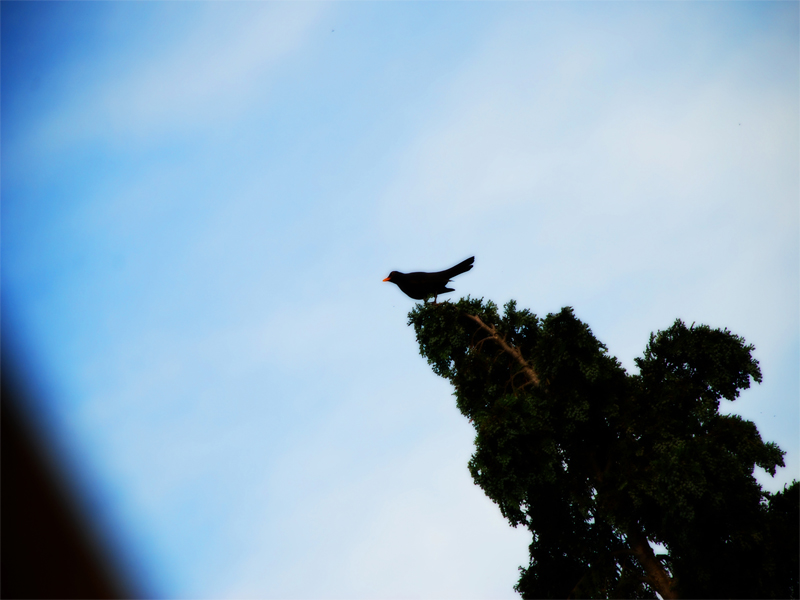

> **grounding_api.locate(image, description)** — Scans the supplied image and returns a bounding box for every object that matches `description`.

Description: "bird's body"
[383,256,474,302]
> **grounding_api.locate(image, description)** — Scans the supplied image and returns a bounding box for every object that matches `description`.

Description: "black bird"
[383,256,474,302]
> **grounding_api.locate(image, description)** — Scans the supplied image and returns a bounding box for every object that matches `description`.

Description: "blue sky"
[2,2,798,598]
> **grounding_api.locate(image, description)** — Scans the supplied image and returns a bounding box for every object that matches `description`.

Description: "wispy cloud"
[20,3,327,157]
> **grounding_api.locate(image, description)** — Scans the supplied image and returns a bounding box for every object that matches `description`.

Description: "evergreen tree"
[408,298,798,599]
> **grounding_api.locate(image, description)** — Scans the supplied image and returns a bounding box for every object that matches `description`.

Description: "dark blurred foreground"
[2,366,131,599]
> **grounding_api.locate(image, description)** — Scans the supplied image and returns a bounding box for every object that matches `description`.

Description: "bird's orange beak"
[382,276,391,282]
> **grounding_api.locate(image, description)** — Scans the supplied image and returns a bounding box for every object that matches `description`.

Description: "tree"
[408,297,798,599]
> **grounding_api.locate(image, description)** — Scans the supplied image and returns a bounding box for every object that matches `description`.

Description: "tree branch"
[627,525,679,599]
[464,313,540,387]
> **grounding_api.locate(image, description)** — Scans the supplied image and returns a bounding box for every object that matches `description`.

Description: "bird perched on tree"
[383,256,474,303]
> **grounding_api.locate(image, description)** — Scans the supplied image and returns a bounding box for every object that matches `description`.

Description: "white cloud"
[23,3,327,155]
[223,420,529,600]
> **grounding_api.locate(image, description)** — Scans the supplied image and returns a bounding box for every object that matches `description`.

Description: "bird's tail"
[443,256,475,278]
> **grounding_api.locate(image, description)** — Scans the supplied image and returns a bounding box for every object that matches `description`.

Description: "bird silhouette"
[383,257,474,303]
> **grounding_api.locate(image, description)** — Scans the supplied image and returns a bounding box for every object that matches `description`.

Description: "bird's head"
[383,271,400,282]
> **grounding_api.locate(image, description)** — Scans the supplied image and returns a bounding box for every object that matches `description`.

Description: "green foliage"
[408,298,797,599]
